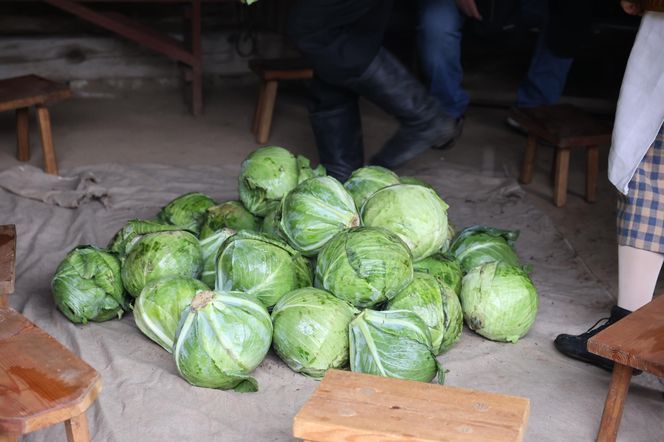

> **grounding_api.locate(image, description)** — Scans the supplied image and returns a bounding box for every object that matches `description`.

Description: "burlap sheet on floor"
[3,163,662,442]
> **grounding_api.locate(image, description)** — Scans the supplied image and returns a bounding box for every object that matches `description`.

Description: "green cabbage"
[261,205,285,240]
[460,261,538,343]
[157,192,216,235]
[280,176,359,256]
[387,272,462,354]
[51,246,127,324]
[343,166,400,210]
[399,175,434,189]
[199,201,259,240]
[199,228,235,288]
[296,154,326,183]
[215,231,312,308]
[349,309,443,383]
[173,291,272,392]
[271,287,358,379]
[121,231,203,297]
[133,277,208,352]
[413,253,463,295]
[238,146,300,216]
[449,226,520,273]
[361,184,450,261]
[107,219,183,258]
[315,227,413,308]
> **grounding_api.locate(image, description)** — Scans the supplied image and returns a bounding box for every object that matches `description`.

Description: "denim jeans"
[418,0,574,118]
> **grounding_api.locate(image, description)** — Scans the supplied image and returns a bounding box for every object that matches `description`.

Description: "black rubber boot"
[344,48,458,170]
[554,306,633,372]
[309,102,364,182]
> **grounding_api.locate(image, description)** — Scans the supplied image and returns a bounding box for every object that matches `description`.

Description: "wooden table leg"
[65,412,90,442]
[16,107,30,162]
[596,363,633,442]
[256,80,278,144]
[586,145,599,203]
[519,135,537,184]
[35,105,59,175]
[252,81,267,136]
[553,147,570,207]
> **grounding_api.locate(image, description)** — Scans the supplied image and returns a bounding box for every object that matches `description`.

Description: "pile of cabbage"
[51,145,538,392]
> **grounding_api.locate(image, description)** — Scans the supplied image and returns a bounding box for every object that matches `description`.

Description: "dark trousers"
[288,0,394,112]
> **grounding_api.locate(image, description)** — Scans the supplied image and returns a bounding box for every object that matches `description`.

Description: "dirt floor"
[1,78,663,441]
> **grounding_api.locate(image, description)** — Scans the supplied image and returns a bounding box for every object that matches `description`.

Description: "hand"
[620,1,643,15]
[455,0,482,20]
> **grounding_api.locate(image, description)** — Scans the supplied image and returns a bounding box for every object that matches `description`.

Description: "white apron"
[608,12,664,195]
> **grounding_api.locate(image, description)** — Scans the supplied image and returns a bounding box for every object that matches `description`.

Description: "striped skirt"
[617,123,664,253]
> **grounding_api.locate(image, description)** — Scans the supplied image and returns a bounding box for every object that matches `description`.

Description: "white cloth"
[609,12,664,195]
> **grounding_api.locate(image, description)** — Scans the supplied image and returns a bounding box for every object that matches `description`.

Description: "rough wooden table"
[293,369,530,442]
[588,295,664,442]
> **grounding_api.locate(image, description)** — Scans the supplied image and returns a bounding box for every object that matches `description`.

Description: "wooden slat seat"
[249,58,314,144]
[293,369,530,442]
[587,295,664,442]
[0,75,73,176]
[510,104,612,207]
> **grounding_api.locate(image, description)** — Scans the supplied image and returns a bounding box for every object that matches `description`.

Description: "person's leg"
[515,29,573,107]
[618,245,663,311]
[417,0,468,119]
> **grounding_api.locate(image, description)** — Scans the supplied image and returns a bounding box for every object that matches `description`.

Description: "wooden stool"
[293,369,530,442]
[0,75,72,176]
[249,58,313,144]
[587,295,664,442]
[510,104,612,207]
[0,224,102,442]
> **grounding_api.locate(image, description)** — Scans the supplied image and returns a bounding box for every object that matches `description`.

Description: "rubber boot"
[344,48,457,170]
[309,102,364,182]
[554,305,635,372]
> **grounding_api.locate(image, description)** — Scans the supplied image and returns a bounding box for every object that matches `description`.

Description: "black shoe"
[309,102,364,182]
[344,48,457,170]
[432,116,464,150]
[554,306,635,372]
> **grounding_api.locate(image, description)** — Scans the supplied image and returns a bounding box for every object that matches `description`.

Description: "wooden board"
[0,225,16,300]
[293,370,530,442]
[588,294,664,377]
[0,308,102,434]
[0,75,71,113]
[509,104,611,148]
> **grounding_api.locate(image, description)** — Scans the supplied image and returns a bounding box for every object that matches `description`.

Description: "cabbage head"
[460,261,538,343]
[387,272,462,354]
[449,226,520,273]
[157,192,216,235]
[121,231,203,297]
[199,228,235,288]
[349,309,443,383]
[399,175,434,189]
[52,246,127,324]
[215,231,312,308]
[199,201,259,240]
[238,146,299,216]
[413,253,463,295]
[107,219,183,258]
[271,288,358,379]
[296,154,326,183]
[280,176,359,256]
[133,277,208,352]
[361,184,449,261]
[315,227,413,308]
[174,290,272,392]
[343,166,400,210]
[261,205,285,240]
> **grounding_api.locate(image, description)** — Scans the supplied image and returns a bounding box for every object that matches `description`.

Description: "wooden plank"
[293,370,529,442]
[588,294,664,376]
[0,309,102,434]
[36,105,59,176]
[553,148,570,207]
[15,108,30,162]
[0,225,16,301]
[595,364,633,442]
[0,75,71,113]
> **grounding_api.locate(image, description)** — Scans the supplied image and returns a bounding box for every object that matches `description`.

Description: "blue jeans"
[418,0,574,119]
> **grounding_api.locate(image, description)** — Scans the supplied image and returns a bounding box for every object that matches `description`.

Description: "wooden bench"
[293,369,530,442]
[510,104,612,207]
[588,295,664,442]
[250,58,313,144]
[0,225,102,442]
[0,75,73,176]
